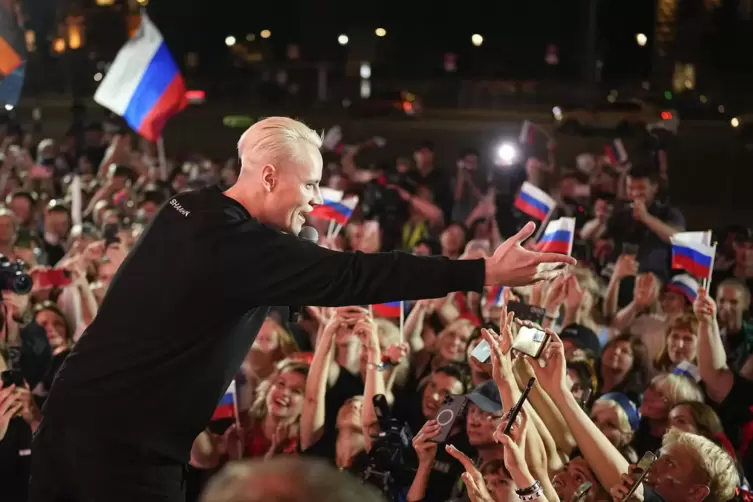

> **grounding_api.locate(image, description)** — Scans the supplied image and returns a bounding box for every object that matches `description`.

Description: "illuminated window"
[53,38,66,54]
[67,16,84,50]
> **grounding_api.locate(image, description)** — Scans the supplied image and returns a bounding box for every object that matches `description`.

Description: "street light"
[338,34,348,46]
[260,29,271,39]
[375,27,386,37]
[225,36,236,47]
[635,33,647,47]
[471,34,483,47]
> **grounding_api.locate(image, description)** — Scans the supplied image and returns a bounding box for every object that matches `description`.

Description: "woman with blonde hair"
[654,313,700,373]
[590,393,639,462]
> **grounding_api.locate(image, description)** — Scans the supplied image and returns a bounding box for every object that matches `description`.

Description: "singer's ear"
[261,164,277,192]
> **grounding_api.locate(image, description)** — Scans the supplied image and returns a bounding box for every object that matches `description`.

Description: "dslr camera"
[362,394,415,502]
[0,254,32,294]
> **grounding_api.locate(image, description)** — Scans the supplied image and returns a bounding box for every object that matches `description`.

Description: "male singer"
[30,117,575,501]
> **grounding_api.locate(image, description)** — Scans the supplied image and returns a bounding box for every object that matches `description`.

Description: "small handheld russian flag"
[514,182,556,221]
[487,286,505,307]
[373,301,402,318]
[672,361,701,383]
[604,138,628,165]
[310,188,344,220]
[211,380,237,422]
[537,217,575,255]
[670,233,716,280]
[518,120,548,150]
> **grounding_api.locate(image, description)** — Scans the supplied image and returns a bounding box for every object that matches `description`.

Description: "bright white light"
[471,34,483,47]
[359,62,371,79]
[4,104,13,111]
[731,117,740,128]
[260,30,271,39]
[375,28,386,37]
[636,33,647,46]
[225,36,236,47]
[497,143,518,165]
[552,106,563,120]
[338,34,349,46]
[93,72,103,82]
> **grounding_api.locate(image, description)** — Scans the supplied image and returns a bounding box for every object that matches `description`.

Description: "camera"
[0,254,32,294]
[362,394,415,502]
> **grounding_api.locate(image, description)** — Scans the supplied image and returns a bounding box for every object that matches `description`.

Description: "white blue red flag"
[537,217,575,255]
[604,138,628,165]
[94,13,187,141]
[514,182,556,221]
[211,380,237,421]
[373,301,401,318]
[670,233,715,279]
[666,274,700,303]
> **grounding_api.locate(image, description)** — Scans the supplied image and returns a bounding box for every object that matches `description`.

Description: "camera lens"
[12,274,32,295]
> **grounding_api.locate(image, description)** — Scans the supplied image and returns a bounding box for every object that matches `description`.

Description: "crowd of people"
[0,111,752,502]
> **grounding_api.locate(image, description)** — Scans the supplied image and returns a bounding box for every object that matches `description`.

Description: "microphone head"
[299,226,319,243]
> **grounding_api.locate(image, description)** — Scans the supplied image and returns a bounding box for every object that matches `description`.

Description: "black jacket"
[43,186,485,462]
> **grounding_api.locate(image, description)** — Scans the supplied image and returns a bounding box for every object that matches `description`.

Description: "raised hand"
[412,420,441,466]
[524,329,566,395]
[485,222,577,287]
[693,288,717,324]
[445,444,494,502]
[493,408,529,476]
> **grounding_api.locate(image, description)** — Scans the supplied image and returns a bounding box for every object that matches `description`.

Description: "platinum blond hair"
[662,428,739,502]
[200,457,383,502]
[237,117,322,170]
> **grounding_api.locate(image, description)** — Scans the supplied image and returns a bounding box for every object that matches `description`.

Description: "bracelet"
[515,480,542,496]
[518,488,544,501]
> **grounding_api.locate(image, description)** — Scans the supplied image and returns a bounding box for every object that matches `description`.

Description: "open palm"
[486,222,576,287]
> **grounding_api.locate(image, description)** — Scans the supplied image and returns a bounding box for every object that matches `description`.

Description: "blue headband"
[598,392,641,431]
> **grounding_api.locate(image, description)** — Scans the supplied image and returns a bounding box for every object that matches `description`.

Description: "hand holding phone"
[503,377,535,435]
[429,394,468,443]
[616,452,658,501]
[506,301,545,325]
[511,323,550,359]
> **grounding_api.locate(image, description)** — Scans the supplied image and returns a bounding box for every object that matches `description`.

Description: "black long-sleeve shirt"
[43,186,485,462]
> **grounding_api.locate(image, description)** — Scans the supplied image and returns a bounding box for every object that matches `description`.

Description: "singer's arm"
[218,221,485,307]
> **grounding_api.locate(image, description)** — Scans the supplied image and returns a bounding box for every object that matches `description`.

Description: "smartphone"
[622,243,639,256]
[622,451,658,500]
[103,223,121,247]
[572,481,592,502]
[506,301,545,325]
[430,395,468,443]
[1,369,24,388]
[38,269,73,289]
[511,326,550,359]
[503,377,536,435]
[579,388,593,411]
[470,340,492,363]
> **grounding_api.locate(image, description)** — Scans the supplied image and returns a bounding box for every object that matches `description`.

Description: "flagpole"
[157,136,168,181]
[327,220,335,238]
[399,301,405,343]
[533,210,554,242]
[703,242,717,290]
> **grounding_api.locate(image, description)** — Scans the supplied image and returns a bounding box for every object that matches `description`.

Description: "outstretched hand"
[485,222,576,287]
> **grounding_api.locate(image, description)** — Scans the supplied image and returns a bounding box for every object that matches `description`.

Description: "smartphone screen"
[622,451,658,499]
[470,340,491,363]
[511,326,550,358]
[622,243,639,256]
[503,377,535,435]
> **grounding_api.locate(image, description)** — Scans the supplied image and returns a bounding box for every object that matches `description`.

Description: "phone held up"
[503,377,535,435]
[1,369,24,388]
[622,451,658,500]
[430,394,469,443]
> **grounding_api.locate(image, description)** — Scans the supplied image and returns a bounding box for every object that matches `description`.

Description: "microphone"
[290,226,320,322]
[298,226,319,243]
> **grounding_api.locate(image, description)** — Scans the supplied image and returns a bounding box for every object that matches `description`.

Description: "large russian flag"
[211,380,237,422]
[94,13,187,141]
[538,217,575,255]
[514,182,556,221]
[373,301,401,318]
[670,233,715,279]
